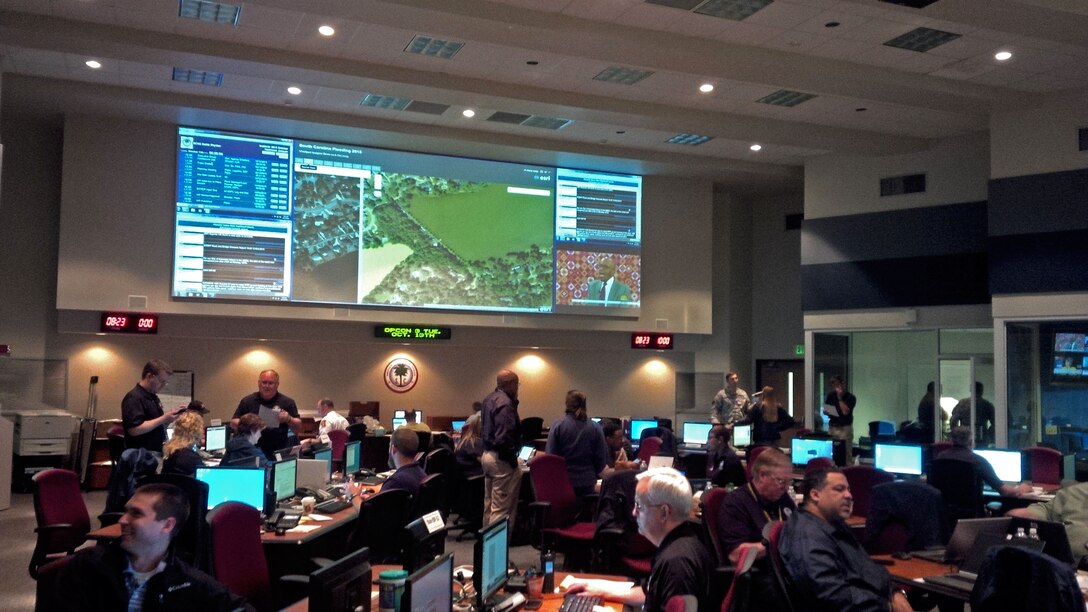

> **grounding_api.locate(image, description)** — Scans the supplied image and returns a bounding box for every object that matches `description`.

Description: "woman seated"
[454,416,484,477]
[161,410,206,476]
[742,386,795,445]
[222,413,271,467]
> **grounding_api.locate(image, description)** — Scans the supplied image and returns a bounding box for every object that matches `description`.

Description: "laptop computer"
[1009,517,1075,565]
[913,517,1011,564]
[921,532,1044,593]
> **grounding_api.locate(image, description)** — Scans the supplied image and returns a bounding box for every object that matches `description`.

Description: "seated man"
[779,467,911,612]
[42,483,250,610]
[940,427,1023,497]
[301,397,349,449]
[572,467,715,612]
[383,427,427,497]
[717,447,795,563]
[401,409,431,433]
[1008,482,1088,559]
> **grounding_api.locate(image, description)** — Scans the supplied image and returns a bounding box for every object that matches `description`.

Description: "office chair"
[528,453,597,571]
[700,487,730,565]
[721,544,758,612]
[665,595,699,612]
[348,489,414,563]
[804,457,834,474]
[929,457,985,527]
[414,430,431,455]
[744,445,771,480]
[520,416,544,443]
[327,429,349,472]
[842,465,894,518]
[206,501,275,611]
[929,441,953,459]
[29,469,92,579]
[451,469,485,541]
[33,554,76,611]
[137,473,210,571]
[1024,446,1062,485]
[256,427,288,462]
[640,426,678,457]
[865,480,947,554]
[970,545,1084,612]
[636,436,663,464]
[423,447,455,518]
[594,469,654,579]
[764,520,798,612]
[413,473,444,520]
[346,422,367,443]
[106,425,126,480]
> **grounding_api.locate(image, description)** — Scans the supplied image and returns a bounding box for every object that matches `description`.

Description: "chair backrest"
[865,480,948,553]
[929,457,985,523]
[206,501,272,610]
[1024,446,1062,485]
[521,416,544,442]
[30,469,91,579]
[138,473,211,571]
[764,520,797,612]
[350,489,414,563]
[413,473,444,519]
[327,428,350,462]
[107,425,126,463]
[721,543,759,612]
[804,457,834,474]
[745,445,771,480]
[103,448,160,515]
[842,465,894,518]
[415,430,431,455]
[970,544,1084,612]
[256,427,288,461]
[637,436,663,463]
[930,441,953,459]
[528,453,579,528]
[666,595,699,612]
[346,422,368,443]
[700,487,729,564]
[424,447,453,476]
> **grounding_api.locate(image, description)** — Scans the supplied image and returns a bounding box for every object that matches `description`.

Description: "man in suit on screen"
[587,258,632,305]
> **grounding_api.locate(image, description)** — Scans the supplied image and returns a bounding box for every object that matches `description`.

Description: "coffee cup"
[301,496,317,514]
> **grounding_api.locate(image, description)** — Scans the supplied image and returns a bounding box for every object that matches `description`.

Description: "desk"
[874,554,968,602]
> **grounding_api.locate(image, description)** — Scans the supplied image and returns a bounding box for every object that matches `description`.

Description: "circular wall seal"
[383,357,418,393]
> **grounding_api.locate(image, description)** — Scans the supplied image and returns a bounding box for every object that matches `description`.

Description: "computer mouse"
[275,527,287,536]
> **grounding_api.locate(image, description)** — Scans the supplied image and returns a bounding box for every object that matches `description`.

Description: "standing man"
[710,371,750,428]
[44,483,251,610]
[823,375,856,461]
[481,369,522,526]
[546,390,609,498]
[122,359,185,452]
[586,258,632,305]
[232,369,301,435]
[950,382,996,447]
[779,467,911,612]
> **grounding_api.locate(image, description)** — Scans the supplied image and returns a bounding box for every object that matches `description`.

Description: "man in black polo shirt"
[122,359,185,452]
[231,369,301,436]
[716,447,795,562]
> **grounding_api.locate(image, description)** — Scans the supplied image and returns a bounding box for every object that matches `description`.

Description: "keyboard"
[314,498,353,514]
[559,594,602,612]
[911,549,949,563]
[921,573,976,593]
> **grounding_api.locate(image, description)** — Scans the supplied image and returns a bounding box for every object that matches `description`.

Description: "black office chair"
[970,545,1084,611]
[423,447,455,518]
[347,489,413,563]
[414,430,431,455]
[413,473,444,520]
[929,457,985,527]
[257,427,288,461]
[521,417,544,443]
[346,422,367,443]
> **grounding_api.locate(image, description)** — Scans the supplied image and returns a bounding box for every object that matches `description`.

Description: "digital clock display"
[374,325,452,340]
[100,312,159,334]
[631,332,673,350]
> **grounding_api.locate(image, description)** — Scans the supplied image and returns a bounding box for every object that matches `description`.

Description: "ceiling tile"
[742,1,823,29]
[761,28,833,52]
[236,3,303,33]
[560,0,636,22]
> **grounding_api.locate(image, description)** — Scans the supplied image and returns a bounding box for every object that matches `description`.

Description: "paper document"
[258,405,282,428]
[822,403,841,418]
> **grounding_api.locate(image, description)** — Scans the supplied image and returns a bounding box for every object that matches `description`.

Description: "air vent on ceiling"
[1078,127,1088,152]
[177,0,241,25]
[884,27,961,53]
[880,173,926,196]
[784,213,803,231]
[756,89,817,107]
[667,133,713,145]
[359,94,412,110]
[485,112,571,130]
[593,66,654,85]
[404,35,464,59]
[878,0,941,8]
[694,0,775,21]
[486,111,532,125]
[172,68,223,86]
[645,0,704,9]
[404,100,450,115]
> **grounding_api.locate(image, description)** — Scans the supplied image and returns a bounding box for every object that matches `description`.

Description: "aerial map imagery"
[292,171,554,311]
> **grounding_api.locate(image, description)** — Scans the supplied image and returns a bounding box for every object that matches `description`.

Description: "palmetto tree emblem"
[383,357,418,392]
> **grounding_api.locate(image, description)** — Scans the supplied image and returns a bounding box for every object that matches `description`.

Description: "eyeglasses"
[762,474,792,486]
[634,500,664,513]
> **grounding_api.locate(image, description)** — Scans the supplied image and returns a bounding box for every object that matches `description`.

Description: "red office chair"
[842,465,894,518]
[745,445,771,480]
[721,543,759,612]
[700,487,730,565]
[764,520,798,612]
[804,457,834,475]
[637,436,663,464]
[594,469,654,580]
[665,595,699,612]
[29,469,92,579]
[930,441,953,459]
[528,453,596,571]
[327,429,349,473]
[1024,446,1062,485]
[206,502,274,611]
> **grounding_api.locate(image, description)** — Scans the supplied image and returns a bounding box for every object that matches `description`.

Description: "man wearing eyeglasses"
[122,359,186,453]
[570,467,715,611]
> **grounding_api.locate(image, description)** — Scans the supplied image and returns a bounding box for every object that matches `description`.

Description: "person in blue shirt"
[546,390,609,497]
[383,427,426,497]
[221,413,270,467]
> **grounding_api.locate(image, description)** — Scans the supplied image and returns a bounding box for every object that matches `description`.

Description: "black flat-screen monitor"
[630,419,657,442]
[173,127,643,316]
[402,515,447,573]
[345,440,361,475]
[271,457,297,502]
[474,517,509,607]
[790,438,833,467]
[873,443,923,476]
[313,448,333,478]
[205,425,227,452]
[310,547,372,612]
[682,421,713,445]
[196,466,266,511]
[403,553,453,612]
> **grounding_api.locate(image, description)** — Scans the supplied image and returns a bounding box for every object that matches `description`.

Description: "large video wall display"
[174,127,642,315]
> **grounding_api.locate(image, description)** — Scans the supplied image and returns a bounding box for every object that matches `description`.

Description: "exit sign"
[794,344,805,356]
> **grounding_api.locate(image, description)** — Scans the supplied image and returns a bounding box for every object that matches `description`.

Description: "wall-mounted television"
[1051,331,1088,382]
[173,127,642,315]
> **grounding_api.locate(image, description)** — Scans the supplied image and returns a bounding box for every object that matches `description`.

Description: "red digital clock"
[100,312,159,334]
[631,332,674,350]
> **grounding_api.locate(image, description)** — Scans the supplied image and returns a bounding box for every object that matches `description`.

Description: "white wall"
[804,133,989,219]
[991,94,1088,179]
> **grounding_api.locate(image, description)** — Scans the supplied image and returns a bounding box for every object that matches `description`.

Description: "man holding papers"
[823,375,856,461]
[232,369,301,436]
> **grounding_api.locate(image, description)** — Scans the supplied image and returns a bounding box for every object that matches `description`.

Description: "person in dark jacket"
[383,427,427,497]
[481,368,522,526]
[454,415,484,478]
[43,483,251,611]
[742,386,795,444]
[222,413,270,467]
[546,390,609,497]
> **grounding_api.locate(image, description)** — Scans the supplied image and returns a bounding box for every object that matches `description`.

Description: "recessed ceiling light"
[616,130,626,134]
[287,86,302,95]
[825,21,841,28]
[462,109,476,118]
[856,107,868,112]
[699,83,714,93]
[85,59,102,69]
[995,50,1012,61]
[750,144,762,152]
[526,60,539,66]
[318,25,335,36]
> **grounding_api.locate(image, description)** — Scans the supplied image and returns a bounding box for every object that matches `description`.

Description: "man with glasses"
[571,467,715,611]
[122,359,186,452]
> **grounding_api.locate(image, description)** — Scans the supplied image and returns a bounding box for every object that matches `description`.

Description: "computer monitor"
[474,517,509,608]
[517,445,536,463]
[403,515,447,573]
[450,419,467,432]
[733,424,753,447]
[973,449,1024,483]
[313,448,333,479]
[205,425,227,452]
[310,547,372,612]
[590,417,602,424]
[271,457,298,502]
[791,438,833,467]
[344,440,361,475]
[873,443,923,476]
[630,419,657,442]
[403,553,453,612]
[196,466,266,511]
[682,421,714,446]
[391,417,407,430]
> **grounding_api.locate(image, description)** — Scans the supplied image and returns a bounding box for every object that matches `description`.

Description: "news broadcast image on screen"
[173,127,642,316]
